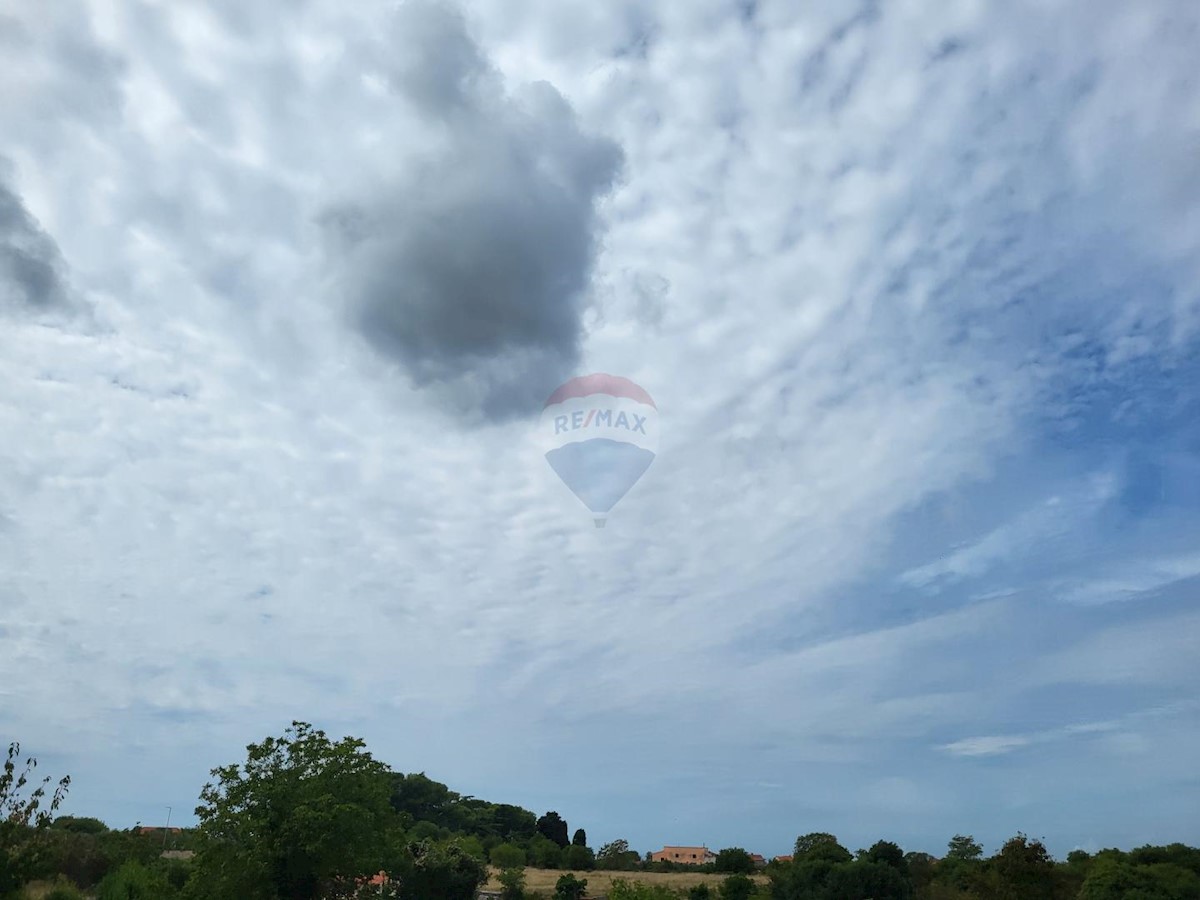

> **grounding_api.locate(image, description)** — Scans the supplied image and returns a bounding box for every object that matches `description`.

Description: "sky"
[1,0,1198,861]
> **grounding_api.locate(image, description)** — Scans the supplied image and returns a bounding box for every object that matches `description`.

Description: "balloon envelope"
[540,374,657,523]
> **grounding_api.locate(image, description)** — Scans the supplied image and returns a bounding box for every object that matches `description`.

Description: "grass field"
[484,866,769,895]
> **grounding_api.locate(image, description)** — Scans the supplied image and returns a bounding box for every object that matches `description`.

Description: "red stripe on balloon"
[543,373,656,409]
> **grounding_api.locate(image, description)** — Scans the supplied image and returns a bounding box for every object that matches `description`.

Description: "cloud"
[321,0,623,421]
[1,0,1199,860]
[0,173,73,314]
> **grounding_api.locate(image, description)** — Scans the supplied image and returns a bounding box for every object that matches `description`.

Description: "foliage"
[48,818,107,836]
[688,885,712,900]
[563,844,595,871]
[863,841,907,874]
[498,866,526,900]
[987,832,1057,900]
[399,839,487,900]
[41,878,85,900]
[572,829,588,847]
[598,839,641,871]
[608,879,682,900]
[387,773,538,845]
[718,873,756,900]
[946,835,983,862]
[715,848,754,874]
[0,743,70,899]
[95,861,173,900]
[530,835,564,869]
[538,812,570,849]
[491,843,527,869]
[189,721,396,900]
[554,872,588,899]
[792,833,852,865]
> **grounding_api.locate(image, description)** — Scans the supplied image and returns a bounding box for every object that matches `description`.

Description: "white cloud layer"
[2,0,1198,857]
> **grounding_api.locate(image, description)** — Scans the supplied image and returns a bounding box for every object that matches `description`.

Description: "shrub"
[719,873,756,900]
[498,867,526,900]
[608,878,681,899]
[491,842,527,869]
[554,872,588,899]
[95,861,172,900]
[44,881,85,900]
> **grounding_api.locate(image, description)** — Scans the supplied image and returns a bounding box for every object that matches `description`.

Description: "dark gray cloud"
[0,176,72,313]
[323,1,622,421]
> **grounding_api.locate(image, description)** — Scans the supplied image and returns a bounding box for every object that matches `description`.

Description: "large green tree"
[793,833,852,864]
[987,833,1058,900]
[538,812,570,849]
[189,722,396,900]
[714,847,754,874]
[0,742,70,899]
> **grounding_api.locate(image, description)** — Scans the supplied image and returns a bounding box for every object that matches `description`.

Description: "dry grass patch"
[485,866,768,894]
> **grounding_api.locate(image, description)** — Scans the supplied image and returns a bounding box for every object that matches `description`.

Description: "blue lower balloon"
[545,439,655,515]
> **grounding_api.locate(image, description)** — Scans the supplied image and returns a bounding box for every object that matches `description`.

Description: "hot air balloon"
[540,374,657,527]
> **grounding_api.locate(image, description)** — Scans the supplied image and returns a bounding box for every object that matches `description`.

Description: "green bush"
[719,873,755,900]
[498,867,526,900]
[491,842,527,869]
[95,861,173,900]
[43,880,85,900]
[608,878,681,899]
[554,872,587,899]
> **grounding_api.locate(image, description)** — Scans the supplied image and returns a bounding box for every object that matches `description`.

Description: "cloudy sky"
[2,0,1199,859]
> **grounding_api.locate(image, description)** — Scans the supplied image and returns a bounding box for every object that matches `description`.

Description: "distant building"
[161,850,195,861]
[138,826,182,836]
[750,853,767,868]
[651,846,717,865]
[773,855,793,864]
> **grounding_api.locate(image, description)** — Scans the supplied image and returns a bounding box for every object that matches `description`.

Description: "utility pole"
[162,806,172,852]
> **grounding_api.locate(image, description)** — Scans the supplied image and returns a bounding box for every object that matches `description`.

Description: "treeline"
[763,831,1200,899]
[4,729,1199,900]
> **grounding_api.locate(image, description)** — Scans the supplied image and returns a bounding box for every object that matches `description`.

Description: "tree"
[905,852,935,892]
[50,817,107,835]
[95,861,172,900]
[687,885,712,900]
[718,873,755,900]
[597,839,640,871]
[538,812,570,849]
[529,835,563,869]
[554,872,587,899]
[563,844,595,871]
[498,867,526,900]
[189,722,396,900]
[400,840,487,900]
[490,843,526,869]
[864,840,908,875]
[714,848,754,874]
[946,835,983,861]
[1,742,70,899]
[793,833,852,864]
[572,829,587,847]
[990,833,1057,900]
[824,860,913,900]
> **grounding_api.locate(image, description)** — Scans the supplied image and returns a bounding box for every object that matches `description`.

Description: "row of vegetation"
[3,727,1198,899]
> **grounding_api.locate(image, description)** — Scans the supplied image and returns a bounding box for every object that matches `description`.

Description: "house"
[750,853,767,869]
[160,850,195,861]
[650,845,717,865]
[773,855,793,864]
